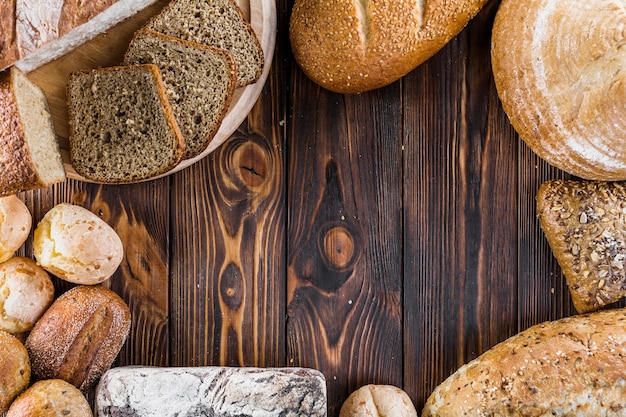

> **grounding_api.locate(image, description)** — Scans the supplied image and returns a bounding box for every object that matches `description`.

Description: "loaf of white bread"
[422,308,626,415]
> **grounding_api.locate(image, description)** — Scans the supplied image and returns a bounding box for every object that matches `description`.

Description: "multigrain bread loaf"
[25,285,131,393]
[0,67,66,196]
[67,64,185,182]
[123,29,237,159]
[0,330,30,414]
[422,308,626,416]
[289,0,489,93]
[33,203,124,285]
[0,0,163,72]
[6,379,93,417]
[146,0,264,87]
[0,195,32,263]
[492,0,626,180]
[536,180,626,313]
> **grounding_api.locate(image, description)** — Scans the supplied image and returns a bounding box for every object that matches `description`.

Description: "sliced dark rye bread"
[145,0,264,87]
[67,64,185,183]
[123,29,237,159]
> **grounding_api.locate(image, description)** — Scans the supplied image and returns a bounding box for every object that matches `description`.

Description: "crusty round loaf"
[492,0,626,180]
[0,195,32,263]
[289,0,488,93]
[340,385,417,417]
[33,203,124,284]
[25,285,131,392]
[0,256,55,333]
[6,379,92,417]
[0,330,30,414]
[422,308,626,415]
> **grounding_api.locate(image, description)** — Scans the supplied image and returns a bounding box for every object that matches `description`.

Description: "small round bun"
[0,195,32,263]
[339,385,417,417]
[7,379,93,417]
[33,203,123,284]
[0,330,30,414]
[0,256,55,333]
[492,0,626,180]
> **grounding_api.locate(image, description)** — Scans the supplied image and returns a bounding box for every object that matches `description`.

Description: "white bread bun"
[492,0,626,180]
[0,257,54,334]
[289,0,489,93]
[33,203,123,284]
[7,379,92,417]
[0,195,32,263]
[339,385,417,417]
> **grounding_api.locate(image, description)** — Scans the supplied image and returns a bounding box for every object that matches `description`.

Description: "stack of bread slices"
[68,0,264,183]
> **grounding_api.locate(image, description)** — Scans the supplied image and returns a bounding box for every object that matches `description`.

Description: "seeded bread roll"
[289,0,489,93]
[145,0,264,87]
[7,379,93,417]
[0,195,32,263]
[0,67,66,196]
[0,330,30,414]
[67,64,185,183]
[422,308,626,415]
[123,29,237,159]
[25,285,131,392]
[492,0,626,180]
[33,203,124,285]
[340,385,417,417]
[537,180,626,313]
[0,257,55,334]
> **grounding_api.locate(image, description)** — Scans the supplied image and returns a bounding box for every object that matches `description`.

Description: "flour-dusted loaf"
[67,64,185,182]
[422,308,626,416]
[146,0,264,87]
[96,366,327,417]
[289,0,489,93]
[492,0,626,180]
[537,180,626,313]
[123,29,237,159]
[0,0,164,73]
[0,66,66,196]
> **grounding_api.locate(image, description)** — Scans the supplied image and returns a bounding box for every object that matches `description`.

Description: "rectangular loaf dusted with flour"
[0,0,164,72]
[95,366,327,417]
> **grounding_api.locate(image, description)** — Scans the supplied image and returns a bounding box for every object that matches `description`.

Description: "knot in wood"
[322,226,355,269]
[234,142,269,190]
[219,263,244,311]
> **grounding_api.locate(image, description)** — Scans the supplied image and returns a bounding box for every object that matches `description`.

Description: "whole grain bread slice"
[145,0,264,87]
[123,29,237,159]
[67,64,185,183]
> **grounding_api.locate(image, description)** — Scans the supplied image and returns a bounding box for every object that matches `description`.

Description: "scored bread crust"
[492,0,626,180]
[537,180,626,313]
[289,0,489,94]
[422,308,626,416]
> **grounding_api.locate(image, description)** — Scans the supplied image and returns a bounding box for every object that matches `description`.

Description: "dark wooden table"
[18,0,585,414]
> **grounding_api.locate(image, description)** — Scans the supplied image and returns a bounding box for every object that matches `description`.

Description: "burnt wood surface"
[20,0,602,414]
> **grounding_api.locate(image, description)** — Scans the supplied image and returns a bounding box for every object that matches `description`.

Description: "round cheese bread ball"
[339,385,417,417]
[33,203,124,285]
[6,379,92,417]
[0,330,30,414]
[0,195,32,263]
[0,257,55,333]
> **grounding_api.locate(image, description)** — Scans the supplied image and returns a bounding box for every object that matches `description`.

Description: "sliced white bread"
[67,64,185,183]
[123,29,237,159]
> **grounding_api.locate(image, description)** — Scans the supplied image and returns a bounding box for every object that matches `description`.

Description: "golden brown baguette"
[422,308,626,415]
[289,0,488,93]
[537,180,626,313]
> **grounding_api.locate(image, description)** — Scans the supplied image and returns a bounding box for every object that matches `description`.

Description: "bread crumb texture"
[33,203,123,284]
[422,308,626,416]
[492,0,626,180]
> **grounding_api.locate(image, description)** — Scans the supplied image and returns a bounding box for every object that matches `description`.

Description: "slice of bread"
[123,29,237,159]
[67,64,185,183]
[0,67,66,196]
[145,0,264,87]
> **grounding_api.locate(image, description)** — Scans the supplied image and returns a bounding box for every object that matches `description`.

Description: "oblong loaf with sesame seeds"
[289,0,489,93]
[422,308,626,416]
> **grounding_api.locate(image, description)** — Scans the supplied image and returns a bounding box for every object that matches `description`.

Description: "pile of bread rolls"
[0,196,130,416]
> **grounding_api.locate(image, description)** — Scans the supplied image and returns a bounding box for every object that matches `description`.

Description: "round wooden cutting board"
[27,0,276,183]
